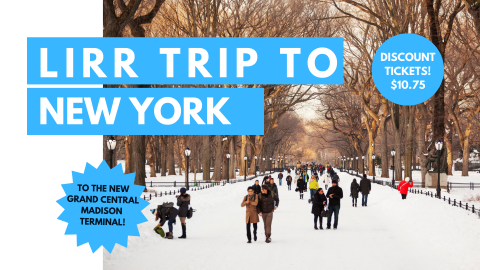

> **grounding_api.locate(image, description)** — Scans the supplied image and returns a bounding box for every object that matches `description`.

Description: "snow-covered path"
[104,170,480,270]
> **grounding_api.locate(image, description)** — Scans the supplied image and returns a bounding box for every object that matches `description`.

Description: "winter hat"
[180,187,187,194]
[332,179,338,184]
[150,209,156,215]
[405,177,410,182]
[363,174,367,178]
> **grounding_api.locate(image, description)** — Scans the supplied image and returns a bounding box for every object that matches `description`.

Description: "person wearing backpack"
[286,174,293,190]
[176,188,190,239]
[278,172,284,186]
[241,186,259,243]
[154,203,179,239]
[312,188,327,230]
[257,185,279,243]
[350,178,360,207]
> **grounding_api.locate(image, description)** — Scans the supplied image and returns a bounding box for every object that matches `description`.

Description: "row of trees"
[309,0,480,182]
[102,0,480,186]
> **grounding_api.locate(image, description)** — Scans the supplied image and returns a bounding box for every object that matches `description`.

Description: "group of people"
[241,182,279,243]
[349,174,372,207]
[153,163,414,243]
[153,188,191,239]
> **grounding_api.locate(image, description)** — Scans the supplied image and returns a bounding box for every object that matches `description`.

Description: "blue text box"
[27,88,264,135]
[27,37,343,85]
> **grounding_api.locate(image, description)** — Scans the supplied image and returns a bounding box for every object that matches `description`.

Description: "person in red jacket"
[398,177,413,199]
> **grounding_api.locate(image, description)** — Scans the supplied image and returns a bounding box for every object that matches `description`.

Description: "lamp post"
[277,159,280,172]
[262,157,265,174]
[372,154,376,182]
[244,156,248,181]
[106,135,117,169]
[226,153,231,183]
[435,139,443,198]
[362,155,365,175]
[356,156,359,176]
[391,149,396,188]
[269,157,272,173]
[185,147,191,190]
[254,155,258,177]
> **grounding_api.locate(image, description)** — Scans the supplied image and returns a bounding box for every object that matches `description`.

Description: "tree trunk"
[380,118,389,178]
[445,119,454,175]
[103,135,118,169]
[146,136,156,177]
[212,135,223,181]
[131,135,146,188]
[391,104,403,181]
[229,136,236,179]
[239,135,247,176]
[404,106,415,179]
[416,103,428,184]
[167,136,176,175]
[221,137,229,180]
[161,136,167,176]
[202,135,210,180]
[124,135,131,174]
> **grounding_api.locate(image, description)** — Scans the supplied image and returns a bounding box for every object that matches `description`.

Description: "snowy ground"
[104,169,480,270]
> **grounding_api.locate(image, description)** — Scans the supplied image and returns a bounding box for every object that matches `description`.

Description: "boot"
[253,224,257,241]
[246,224,252,243]
[266,234,271,243]
[166,232,173,239]
[178,224,186,239]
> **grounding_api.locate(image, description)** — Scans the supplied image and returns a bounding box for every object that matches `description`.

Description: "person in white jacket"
[323,173,330,190]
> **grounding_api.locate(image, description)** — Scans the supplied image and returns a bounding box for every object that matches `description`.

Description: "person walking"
[398,177,413,199]
[176,188,190,239]
[252,180,262,195]
[296,175,305,199]
[154,202,179,239]
[241,186,259,243]
[323,171,330,190]
[303,170,309,191]
[309,175,320,202]
[262,175,271,185]
[286,174,293,190]
[278,172,284,186]
[350,179,359,207]
[359,174,371,206]
[312,188,327,230]
[267,178,279,197]
[326,179,343,230]
[257,185,279,243]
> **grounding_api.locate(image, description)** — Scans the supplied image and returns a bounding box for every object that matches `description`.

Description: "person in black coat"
[252,180,262,194]
[359,174,371,207]
[176,188,190,239]
[326,180,343,229]
[296,175,305,199]
[311,188,327,230]
[257,185,279,243]
[155,203,179,239]
[267,178,279,197]
[350,179,360,207]
[286,175,293,190]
